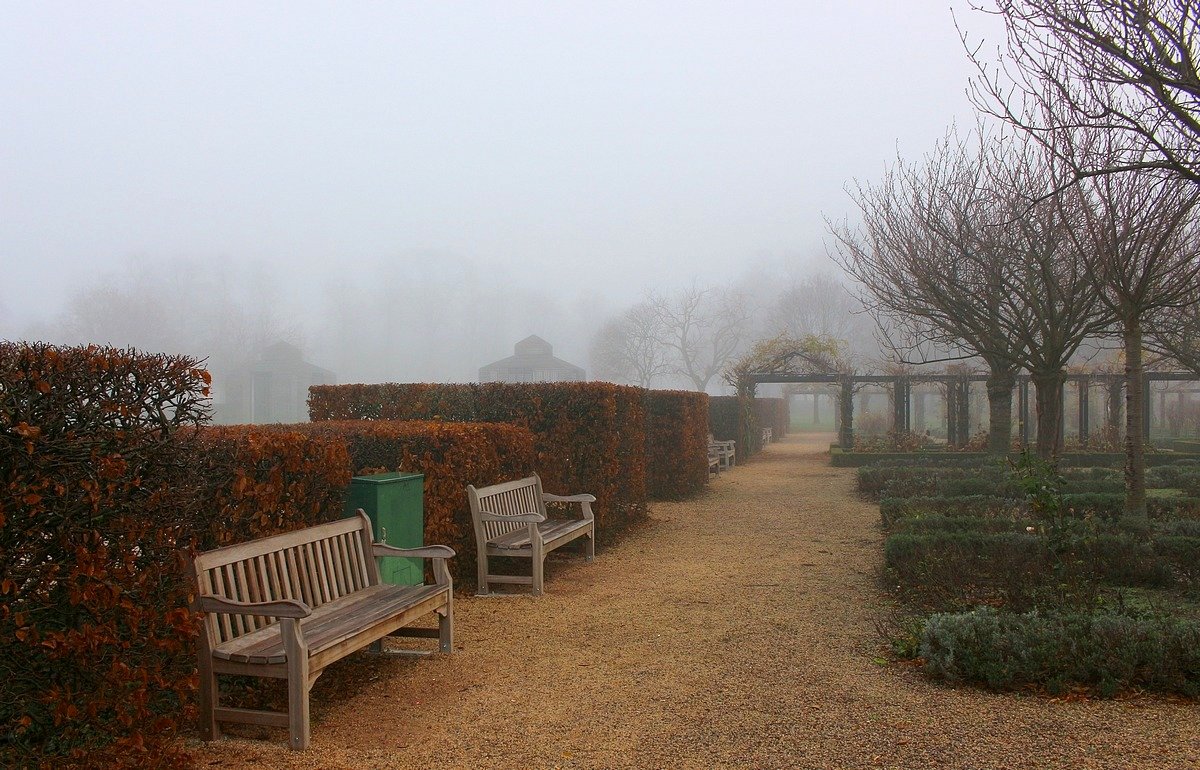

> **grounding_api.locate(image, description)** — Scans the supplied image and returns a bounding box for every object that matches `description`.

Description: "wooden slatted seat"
[466,474,595,596]
[709,435,736,470]
[190,511,454,750]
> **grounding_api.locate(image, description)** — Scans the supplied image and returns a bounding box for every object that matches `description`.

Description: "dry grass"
[191,433,1200,769]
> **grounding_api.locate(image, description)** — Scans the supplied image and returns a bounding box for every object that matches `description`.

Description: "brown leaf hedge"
[309,382,654,533]
[5,345,717,764]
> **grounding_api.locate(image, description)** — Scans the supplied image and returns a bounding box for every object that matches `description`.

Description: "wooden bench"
[466,474,595,596]
[190,511,455,750]
[708,445,722,475]
[762,427,773,445]
[709,436,736,470]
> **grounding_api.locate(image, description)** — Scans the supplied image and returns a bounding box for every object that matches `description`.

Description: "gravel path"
[193,433,1200,769]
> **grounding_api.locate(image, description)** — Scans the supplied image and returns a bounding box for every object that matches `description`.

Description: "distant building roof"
[479,335,586,383]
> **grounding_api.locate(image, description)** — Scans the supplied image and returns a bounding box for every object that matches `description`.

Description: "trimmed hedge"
[645,390,709,500]
[1061,493,1200,520]
[835,447,1200,469]
[708,395,740,443]
[1,343,211,768]
[753,397,789,443]
[921,608,1200,696]
[194,427,352,550]
[309,382,648,534]
[880,495,1020,528]
[286,420,536,581]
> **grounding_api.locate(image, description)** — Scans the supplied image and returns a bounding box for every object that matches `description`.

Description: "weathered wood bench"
[190,511,454,750]
[466,474,595,596]
[708,445,722,475]
[762,427,773,445]
[709,436,736,470]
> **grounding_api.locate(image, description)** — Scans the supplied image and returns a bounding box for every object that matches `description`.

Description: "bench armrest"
[196,595,312,619]
[478,510,545,523]
[542,493,596,504]
[542,492,595,521]
[372,543,456,559]
[372,542,455,587]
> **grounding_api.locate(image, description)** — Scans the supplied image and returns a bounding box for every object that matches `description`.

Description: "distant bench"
[190,511,455,750]
[709,436,736,470]
[467,474,595,596]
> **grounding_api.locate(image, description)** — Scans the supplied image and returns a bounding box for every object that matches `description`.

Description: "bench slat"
[213,584,447,665]
[488,519,591,551]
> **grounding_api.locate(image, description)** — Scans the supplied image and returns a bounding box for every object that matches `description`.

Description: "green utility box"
[343,471,425,585]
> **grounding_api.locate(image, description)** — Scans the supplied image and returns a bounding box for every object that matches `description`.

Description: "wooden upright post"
[1078,378,1090,445]
[839,379,854,449]
[1018,379,1031,447]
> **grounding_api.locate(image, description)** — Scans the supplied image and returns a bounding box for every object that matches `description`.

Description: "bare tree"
[588,302,670,387]
[1064,167,1200,514]
[966,0,1200,184]
[766,273,863,344]
[988,137,1112,457]
[831,128,1028,454]
[652,285,752,392]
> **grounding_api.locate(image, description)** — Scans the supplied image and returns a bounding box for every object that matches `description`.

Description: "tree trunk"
[1124,321,1147,517]
[1030,370,1065,460]
[985,370,1016,455]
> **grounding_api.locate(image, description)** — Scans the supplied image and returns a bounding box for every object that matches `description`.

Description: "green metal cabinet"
[343,471,424,585]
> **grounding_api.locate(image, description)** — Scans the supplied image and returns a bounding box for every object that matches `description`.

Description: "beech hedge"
[309,382,649,532]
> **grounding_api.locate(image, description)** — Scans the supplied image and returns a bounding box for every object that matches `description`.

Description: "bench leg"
[531,540,545,597]
[585,530,595,562]
[197,650,219,741]
[476,551,490,595]
[438,601,454,653]
[280,619,311,751]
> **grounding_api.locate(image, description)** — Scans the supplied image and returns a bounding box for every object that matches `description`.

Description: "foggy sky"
[1,2,1002,376]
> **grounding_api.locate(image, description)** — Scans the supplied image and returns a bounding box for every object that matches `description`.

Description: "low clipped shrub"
[1061,493,1200,520]
[879,495,1019,528]
[921,608,1200,696]
[891,515,1028,535]
[1153,536,1200,594]
[884,531,1046,608]
[886,529,1183,608]
[939,476,1022,498]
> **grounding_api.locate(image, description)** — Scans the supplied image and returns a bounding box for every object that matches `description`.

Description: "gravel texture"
[191,433,1200,769]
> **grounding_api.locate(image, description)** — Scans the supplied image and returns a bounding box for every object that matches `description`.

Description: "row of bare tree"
[588,274,871,393]
[835,1,1200,516]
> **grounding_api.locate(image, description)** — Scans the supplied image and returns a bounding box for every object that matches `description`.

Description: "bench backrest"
[466,475,547,544]
[191,513,380,645]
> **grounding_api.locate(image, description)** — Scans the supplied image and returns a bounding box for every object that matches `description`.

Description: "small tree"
[1064,168,1200,514]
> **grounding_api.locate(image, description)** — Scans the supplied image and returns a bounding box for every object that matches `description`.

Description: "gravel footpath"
[191,433,1200,769]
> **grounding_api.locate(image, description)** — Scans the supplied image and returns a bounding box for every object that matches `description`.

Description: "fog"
[1,3,1004,404]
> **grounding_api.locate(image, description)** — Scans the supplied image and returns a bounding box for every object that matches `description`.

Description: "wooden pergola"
[747,371,1200,449]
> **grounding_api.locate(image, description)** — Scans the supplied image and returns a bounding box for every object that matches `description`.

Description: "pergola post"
[892,377,909,435]
[839,379,854,449]
[945,381,958,447]
[1106,376,1123,433]
[1078,378,1090,445]
[1144,375,1153,442]
[956,378,971,446]
[1018,379,1031,447]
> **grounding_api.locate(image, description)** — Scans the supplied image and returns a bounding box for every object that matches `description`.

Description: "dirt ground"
[191,433,1200,769]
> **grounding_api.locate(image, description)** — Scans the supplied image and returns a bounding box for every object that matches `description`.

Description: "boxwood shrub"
[921,608,1200,696]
